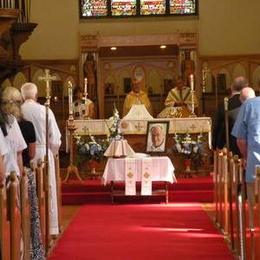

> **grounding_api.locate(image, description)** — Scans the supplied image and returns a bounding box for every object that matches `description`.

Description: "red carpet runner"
[49,203,233,260]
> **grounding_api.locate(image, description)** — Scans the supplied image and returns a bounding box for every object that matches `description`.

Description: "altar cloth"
[102,156,176,185]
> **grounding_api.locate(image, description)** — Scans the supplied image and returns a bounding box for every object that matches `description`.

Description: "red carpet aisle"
[49,203,234,260]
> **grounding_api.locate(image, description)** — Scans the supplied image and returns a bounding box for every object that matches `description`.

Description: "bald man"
[240,87,256,103]
[213,76,249,155]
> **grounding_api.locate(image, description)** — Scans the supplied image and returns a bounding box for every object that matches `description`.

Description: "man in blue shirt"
[232,95,260,229]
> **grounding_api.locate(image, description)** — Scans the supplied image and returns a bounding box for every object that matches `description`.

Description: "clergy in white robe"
[21,82,61,235]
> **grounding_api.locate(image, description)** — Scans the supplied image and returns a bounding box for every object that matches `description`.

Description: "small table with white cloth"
[102,156,176,203]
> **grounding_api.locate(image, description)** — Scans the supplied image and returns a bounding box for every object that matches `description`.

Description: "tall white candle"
[190,74,194,91]
[84,77,88,95]
[68,81,73,116]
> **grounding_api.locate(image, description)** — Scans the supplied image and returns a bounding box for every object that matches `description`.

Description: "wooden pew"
[8,171,22,260]
[226,151,234,249]
[20,168,31,260]
[0,178,10,260]
[255,165,260,260]
[222,148,229,236]
[236,158,246,260]
[54,154,62,233]
[215,149,221,227]
[213,150,218,224]
[229,153,238,253]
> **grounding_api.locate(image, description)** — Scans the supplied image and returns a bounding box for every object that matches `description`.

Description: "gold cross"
[190,124,197,131]
[38,69,57,101]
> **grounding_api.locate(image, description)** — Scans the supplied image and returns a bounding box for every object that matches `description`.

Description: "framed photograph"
[146,121,169,153]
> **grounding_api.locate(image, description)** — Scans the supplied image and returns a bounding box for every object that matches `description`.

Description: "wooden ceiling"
[99,45,179,58]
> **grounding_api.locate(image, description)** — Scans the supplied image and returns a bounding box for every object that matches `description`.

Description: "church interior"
[1,0,260,259]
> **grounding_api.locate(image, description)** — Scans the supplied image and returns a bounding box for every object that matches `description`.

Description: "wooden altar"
[67,117,212,177]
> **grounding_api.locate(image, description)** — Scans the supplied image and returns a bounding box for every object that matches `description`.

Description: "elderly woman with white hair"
[0,86,45,260]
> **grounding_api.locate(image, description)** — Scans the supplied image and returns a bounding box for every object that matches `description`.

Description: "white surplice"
[21,99,61,235]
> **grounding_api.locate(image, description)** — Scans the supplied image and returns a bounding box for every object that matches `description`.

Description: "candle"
[84,77,88,95]
[68,81,73,116]
[190,74,194,91]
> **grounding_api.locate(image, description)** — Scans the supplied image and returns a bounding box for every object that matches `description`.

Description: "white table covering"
[102,156,176,185]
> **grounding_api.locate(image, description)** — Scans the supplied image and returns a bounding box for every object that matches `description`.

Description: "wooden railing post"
[236,158,246,260]
[20,168,30,260]
[0,179,10,260]
[8,171,21,260]
[228,152,235,251]
[55,154,62,233]
[222,148,229,236]
[216,149,223,227]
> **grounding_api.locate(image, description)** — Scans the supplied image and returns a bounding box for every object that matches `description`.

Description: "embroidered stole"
[125,158,137,195]
[141,158,153,195]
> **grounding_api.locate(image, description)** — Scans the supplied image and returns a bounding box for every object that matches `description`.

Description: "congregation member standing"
[0,125,8,183]
[2,86,45,259]
[232,95,260,230]
[213,76,248,155]
[21,82,61,236]
[0,89,27,178]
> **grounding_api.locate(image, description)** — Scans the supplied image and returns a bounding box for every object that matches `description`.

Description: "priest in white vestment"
[21,82,61,235]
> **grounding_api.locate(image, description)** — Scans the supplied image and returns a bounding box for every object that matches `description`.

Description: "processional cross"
[38,69,57,104]
[38,68,57,248]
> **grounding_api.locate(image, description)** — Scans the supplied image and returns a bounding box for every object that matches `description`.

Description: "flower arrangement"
[74,134,109,164]
[107,104,123,141]
[173,133,206,169]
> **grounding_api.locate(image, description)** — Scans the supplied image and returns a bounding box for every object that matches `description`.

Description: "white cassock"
[3,115,27,176]
[21,99,61,235]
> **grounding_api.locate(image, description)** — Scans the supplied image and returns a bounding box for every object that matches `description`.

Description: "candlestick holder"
[189,89,197,117]
[64,117,82,182]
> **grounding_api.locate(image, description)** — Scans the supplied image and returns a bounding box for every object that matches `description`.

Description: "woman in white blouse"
[0,127,8,182]
[0,88,27,178]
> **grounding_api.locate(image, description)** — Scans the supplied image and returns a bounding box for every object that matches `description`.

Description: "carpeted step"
[61,176,214,205]
[62,192,111,205]
[169,190,213,203]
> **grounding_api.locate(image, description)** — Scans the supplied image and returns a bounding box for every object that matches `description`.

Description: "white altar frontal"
[103,156,176,203]
[68,117,212,147]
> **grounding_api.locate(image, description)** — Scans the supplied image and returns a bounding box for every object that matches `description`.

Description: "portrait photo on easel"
[145,121,169,153]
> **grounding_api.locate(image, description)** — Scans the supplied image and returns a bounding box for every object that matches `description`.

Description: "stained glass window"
[111,0,137,16]
[140,0,166,15]
[80,0,198,18]
[170,0,196,15]
[81,0,108,17]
